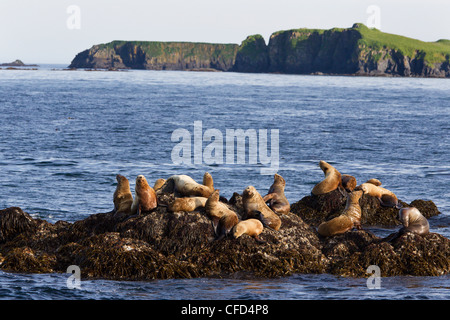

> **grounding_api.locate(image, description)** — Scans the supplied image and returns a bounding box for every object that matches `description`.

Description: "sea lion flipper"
[211,218,220,236]
[263,193,276,203]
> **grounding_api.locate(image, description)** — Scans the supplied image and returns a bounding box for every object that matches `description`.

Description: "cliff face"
[69,41,239,71]
[232,34,269,73]
[69,24,450,77]
[266,27,362,74]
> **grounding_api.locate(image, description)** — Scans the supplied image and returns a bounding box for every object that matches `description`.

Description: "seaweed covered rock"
[325,230,449,277]
[0,190,448,280]
[0,207,37,243]
[291,191,439,227]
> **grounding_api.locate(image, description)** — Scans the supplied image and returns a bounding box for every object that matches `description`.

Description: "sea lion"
[215,211,239,241]
[356,181,400,208]
[242,186,281,231]
[232,219,265,243]
[153,178,166,191]
[168,196,208,212]
[341,174,357,193]
[130,175,157,215]
[317,190,363,237]
[311,160,343,195]
[205,189,239,240]
[160,172,214,197]
[263,173,290,214]
[365,178,382,186]
[398,207,429,236]
[113,174,134,216]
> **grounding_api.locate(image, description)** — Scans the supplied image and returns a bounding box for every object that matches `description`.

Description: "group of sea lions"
[312,160,430,238]
[112,171,289,243]
[112,160,429,243]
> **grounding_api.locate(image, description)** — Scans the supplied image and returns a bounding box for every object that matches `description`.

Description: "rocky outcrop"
[0,59,38,67]
[69,41,239,71]
[69,23,450,77]
[232,35,269,73]
[266,27,362,74]
[0,189,448,280]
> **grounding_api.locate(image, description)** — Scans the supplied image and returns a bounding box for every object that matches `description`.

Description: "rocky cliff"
[236,23,450,77]
[69,41,238,71]
[69,24,450,77]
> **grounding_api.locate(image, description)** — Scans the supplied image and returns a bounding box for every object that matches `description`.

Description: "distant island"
[69,23,450,78]
[0,59,38,67]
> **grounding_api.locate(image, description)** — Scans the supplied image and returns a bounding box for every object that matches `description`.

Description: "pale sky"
[1,0,449,64]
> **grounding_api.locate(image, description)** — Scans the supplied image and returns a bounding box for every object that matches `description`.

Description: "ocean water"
[0,66,449,300]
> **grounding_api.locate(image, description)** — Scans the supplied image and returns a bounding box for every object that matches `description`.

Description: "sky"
[1,0,449,65]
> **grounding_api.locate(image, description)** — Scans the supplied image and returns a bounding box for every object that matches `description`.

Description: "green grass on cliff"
[271,24,450,65]
[354,23,450,64]
[97,40,238,61]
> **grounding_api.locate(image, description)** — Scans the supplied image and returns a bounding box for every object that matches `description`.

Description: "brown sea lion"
[242,186,281,231]
[341,174,357,193]
[311,160,342,195]
[232,219,265,243]
[205,189,239,240]
[130,175,157,215]
[365,178,382,186]
[153,178,166,191]
[263,173,290,214]
[356,181,400,208]
[398,207,429,236]
[168,196,208,212]
[113,174,134,216]
[317,190,363,237]
[160,172,214,197]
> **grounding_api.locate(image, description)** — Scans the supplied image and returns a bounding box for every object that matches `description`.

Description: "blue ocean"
[0,66,448,299]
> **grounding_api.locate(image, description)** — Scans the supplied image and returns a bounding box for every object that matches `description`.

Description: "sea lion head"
[136,175,149,188]
[398,207,413,227]
[319,160,333,174]
[274,173,285,186]
[342,174,357,192]
[116,174,126,182]
[203,172,214,189]
[243,186,256,198]
[355,184,369,194]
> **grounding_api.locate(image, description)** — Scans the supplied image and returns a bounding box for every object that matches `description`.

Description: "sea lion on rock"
[168,197,208,212]
[317,190,363,237]
[242,186,281,231]
[341,174,357,193]
[311,161,343,195]
[153,178,166,191]
[113,174,134,217]
[232,219,265,243]
[365,178,382,186]
[130,175,157,215]
[205,189,239,240]
[356,181,400,208]
[398,207,429,236]
[160,172,214,198]
[263,173,290,214]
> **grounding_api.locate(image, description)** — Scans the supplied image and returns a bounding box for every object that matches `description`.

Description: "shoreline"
[3,65,450,80]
